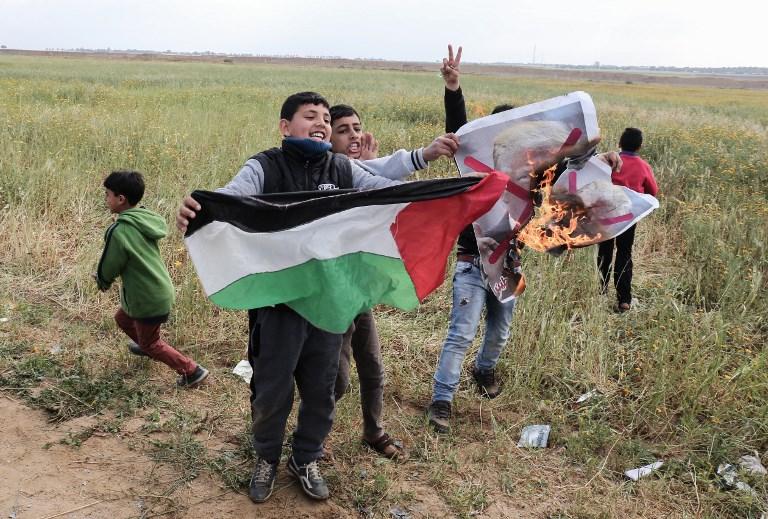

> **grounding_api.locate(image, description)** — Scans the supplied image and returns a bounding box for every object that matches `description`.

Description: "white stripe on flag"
[185,203,408,295]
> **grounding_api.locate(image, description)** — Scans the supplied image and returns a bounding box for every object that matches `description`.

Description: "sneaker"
[472,367,501,399]
[176,366,209,388]
[249,457,278,503]
[427,400,452,434]
[127,341,149,357]
[287,456,329,500]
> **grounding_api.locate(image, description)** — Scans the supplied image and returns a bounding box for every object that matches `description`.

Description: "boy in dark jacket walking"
[97,170,208,387]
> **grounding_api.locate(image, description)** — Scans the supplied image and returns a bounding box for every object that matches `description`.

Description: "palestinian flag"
[184,173,507,333]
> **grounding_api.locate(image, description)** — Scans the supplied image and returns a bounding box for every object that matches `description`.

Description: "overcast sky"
[2,0,765,68]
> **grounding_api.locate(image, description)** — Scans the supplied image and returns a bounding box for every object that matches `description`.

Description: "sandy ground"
[1,393,668,519]
[0,394,596,518]
[0,395,354,519]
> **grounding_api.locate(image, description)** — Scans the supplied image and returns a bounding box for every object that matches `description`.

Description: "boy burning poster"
[455,91,656,302]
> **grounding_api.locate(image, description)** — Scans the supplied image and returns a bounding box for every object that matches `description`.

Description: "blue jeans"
[432,260,516,403]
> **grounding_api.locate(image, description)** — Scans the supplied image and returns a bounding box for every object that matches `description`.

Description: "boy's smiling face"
[331,114,363,158]
[279,103,332,142]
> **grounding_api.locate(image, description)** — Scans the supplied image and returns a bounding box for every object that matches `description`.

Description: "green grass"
[1,54,767,517]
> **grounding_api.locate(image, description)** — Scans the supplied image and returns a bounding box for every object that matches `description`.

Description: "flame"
[518,167,602,253]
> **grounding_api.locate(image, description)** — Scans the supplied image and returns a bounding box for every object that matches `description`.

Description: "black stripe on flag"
[185,176,482,237]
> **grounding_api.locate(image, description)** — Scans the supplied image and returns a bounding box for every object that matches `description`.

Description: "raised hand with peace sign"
[440,44,462,92]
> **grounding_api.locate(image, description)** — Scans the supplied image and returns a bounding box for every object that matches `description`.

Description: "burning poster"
[519,156,659,254]
[454,91,600,302]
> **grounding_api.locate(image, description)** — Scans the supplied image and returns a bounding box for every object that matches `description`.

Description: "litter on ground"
[717,463,759,497]
[518,425,550,448]
[232,360,252,383]
[576,389,600,404]
[624,461,664,481]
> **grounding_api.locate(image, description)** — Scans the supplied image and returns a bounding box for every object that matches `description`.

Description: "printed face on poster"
[454,91,600,302]
[548,157,659,247]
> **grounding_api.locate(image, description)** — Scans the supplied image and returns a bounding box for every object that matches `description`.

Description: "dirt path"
[0,396,352,518]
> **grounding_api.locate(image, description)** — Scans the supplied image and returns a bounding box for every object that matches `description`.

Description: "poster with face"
[454,91,600,302]
[519,157,659,253]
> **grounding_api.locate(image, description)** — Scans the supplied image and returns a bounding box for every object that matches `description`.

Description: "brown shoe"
[427,400,452,434]
[472,367,501,399]
[363,433,407,460]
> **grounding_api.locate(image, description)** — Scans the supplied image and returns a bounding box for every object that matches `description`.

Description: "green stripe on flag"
[209,252,419,333]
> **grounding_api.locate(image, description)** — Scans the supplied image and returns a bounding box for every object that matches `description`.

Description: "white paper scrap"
[232,360,252,383]
[739,455,767,476]
[576,389,600,404]
[624,461,664,481]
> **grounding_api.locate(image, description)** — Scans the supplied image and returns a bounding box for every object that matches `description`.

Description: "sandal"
[362,433,407,460]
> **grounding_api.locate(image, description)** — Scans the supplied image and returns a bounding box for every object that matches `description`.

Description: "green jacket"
[96,208,175,319]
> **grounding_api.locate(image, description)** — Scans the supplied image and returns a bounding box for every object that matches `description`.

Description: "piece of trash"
[718,463,739,485]
[576,389,600,404]
[739,454,767,476]
[518,425,550,448]
[232,360,252,383]
[49,343,62,354]
[359,469,367,479]
[717,463,759,496]
[624,461,664,481]
[0,317,9,323]
[389,506,411,519]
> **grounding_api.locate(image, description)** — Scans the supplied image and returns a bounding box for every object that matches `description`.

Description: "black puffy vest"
[251,145,353,195]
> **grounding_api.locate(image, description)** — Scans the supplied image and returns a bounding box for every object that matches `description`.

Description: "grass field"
[1,55,767,518]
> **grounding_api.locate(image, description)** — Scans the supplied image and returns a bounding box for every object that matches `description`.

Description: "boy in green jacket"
[97,170,208,387]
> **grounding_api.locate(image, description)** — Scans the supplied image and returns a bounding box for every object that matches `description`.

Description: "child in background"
[97,170,209,386]
[330,103,460,179]
[329,103,410,460]
[597,128,659,312]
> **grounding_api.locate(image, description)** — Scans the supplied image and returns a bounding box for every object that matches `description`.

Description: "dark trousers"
[247,306,342,465]
[334,311,385,441]
[114,309,197,375]
[597,224,636,305]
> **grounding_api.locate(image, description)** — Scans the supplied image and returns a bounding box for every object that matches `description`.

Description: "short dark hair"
[103,170,145,205]
[280,92,329,121]
[491,104,515,114]
[619,127,643,152]
[329,104,360,124]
